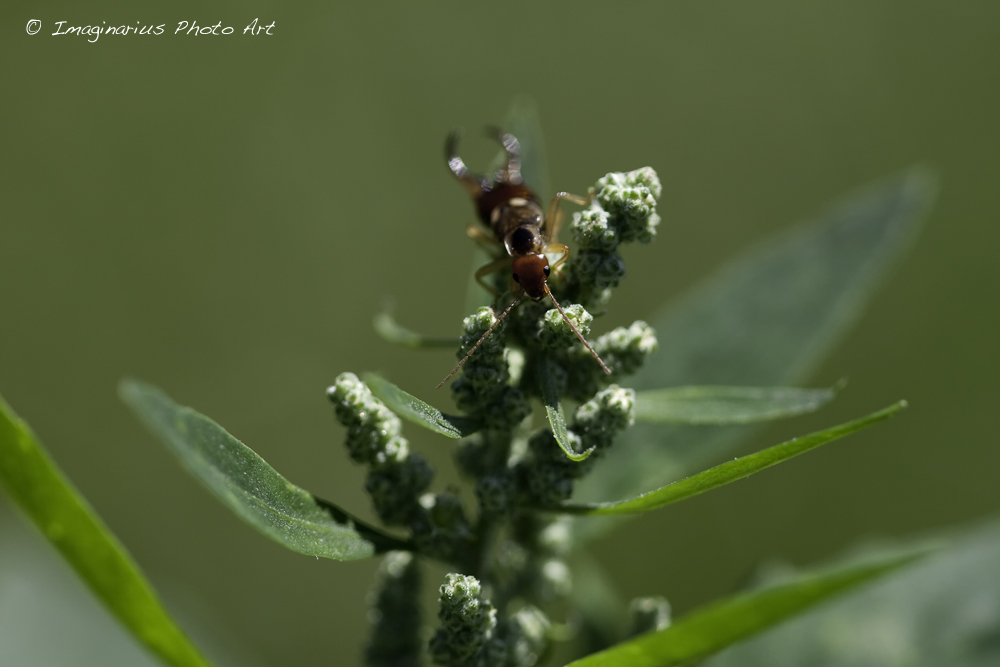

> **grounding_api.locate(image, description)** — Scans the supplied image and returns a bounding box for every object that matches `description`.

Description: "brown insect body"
[436,128,610,388]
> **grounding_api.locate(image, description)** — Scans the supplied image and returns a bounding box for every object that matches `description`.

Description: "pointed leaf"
[633,384,840,425]
[562,401,904,516]
[362,372,480,439]
[0,392,214,667]
[541,360,594,462]
[373,307,460,349]
[577,168,936,507]
[120,379,407,560]
[704,519,1000,667]
[564,546,930,667]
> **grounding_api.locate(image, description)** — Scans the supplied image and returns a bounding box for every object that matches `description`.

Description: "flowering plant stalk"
[332,168,664,666]
[0,107,940,667]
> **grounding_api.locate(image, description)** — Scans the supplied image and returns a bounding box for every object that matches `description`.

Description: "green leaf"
[576,168,936,507]
[362,372,480,439]
[633,384,841,425]
[560,401,904,516]
[0,392,214,667]
[704,518,1000,667]
[373,307,460,349]
[540,359,594,462]
[120,379,407,560]
[564,546,930,667]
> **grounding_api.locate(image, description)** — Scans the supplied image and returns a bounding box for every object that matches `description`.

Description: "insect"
[437,128,612,388]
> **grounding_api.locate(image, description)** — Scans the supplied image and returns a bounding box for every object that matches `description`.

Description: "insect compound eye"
[512,273,520,283]
[543,265,550,277]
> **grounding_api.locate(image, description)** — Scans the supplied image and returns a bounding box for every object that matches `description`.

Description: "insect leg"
[475,256,513,297]
[446,129,489,197]
[545,242,571,272]
[545,189,595,242]
[467,224,503,255]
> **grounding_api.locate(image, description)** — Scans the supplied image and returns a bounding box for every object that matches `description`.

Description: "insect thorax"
[473,183,542,248]
[503,223,544,257]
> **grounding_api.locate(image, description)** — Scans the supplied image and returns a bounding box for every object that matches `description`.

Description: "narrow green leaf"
[564,546,930,667]
[120,379,407,560]
[373,307,460,349]
[362,372,480,439]
[540,360,594,462]
[705,519,1000,667]
[576,168,935,509]
[633,384,840,425]
[0,392,214,667]
[561,401,905,516]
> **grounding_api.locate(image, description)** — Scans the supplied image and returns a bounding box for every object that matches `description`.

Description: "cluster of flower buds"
[536,303,593,351]
[350,167,663,667]
[329,373,473,562]
[565,167,662,308]
[329,372,431,526]
[365,552,423,667]
[450,308,531,433]
[565,320,658,401]
[520,384,637,507]
[429,571,555,667]
[429,574,506,667]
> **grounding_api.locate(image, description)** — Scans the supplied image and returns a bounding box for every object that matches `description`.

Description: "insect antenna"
[436,296,522,389]
[543,283,612,375]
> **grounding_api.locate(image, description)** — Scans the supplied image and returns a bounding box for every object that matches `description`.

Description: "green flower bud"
[537,304,592,350]
[365,455,433,526]
[571,208,618,251]
[476,471,518,516]
[430,573,498,667]
[595,167,662,244]
[423,492,467,529]
[328,372,409,467]
[593,320,659,377]
[412,492,474,564]
[523,461,574,507]
[570,249,626,290]
[487,387,532,432]
[565,320,658,400]
[459,307,508,363]
[573,385,636,452]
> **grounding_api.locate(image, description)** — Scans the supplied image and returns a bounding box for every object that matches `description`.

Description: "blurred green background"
[2,2,998,665]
